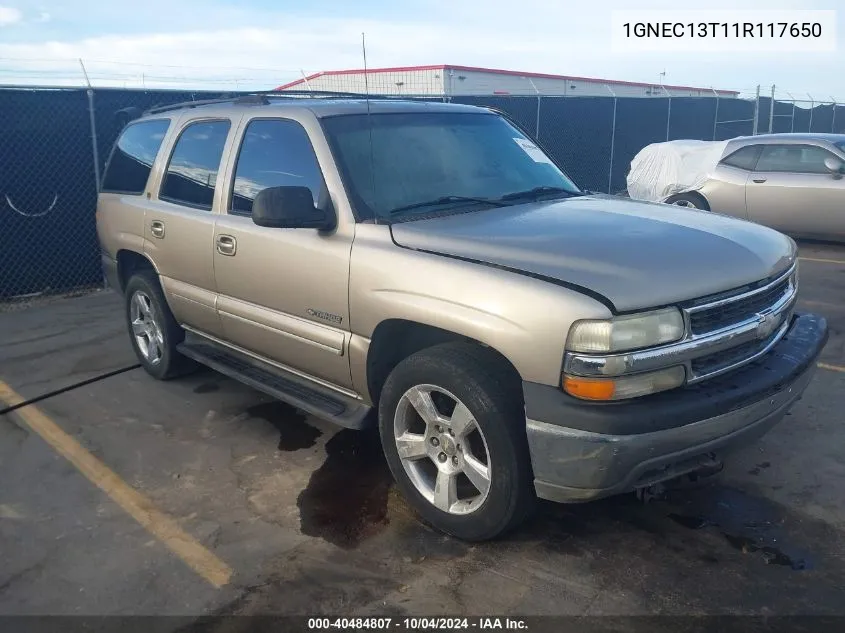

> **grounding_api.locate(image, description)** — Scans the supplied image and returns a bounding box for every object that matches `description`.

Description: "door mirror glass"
[252,186,335,230]
[823,156,845,175]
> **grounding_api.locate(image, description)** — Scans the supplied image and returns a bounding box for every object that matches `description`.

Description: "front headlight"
[566,307,685,353]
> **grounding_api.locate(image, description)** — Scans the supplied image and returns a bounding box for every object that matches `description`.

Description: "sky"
[0,0,842,101]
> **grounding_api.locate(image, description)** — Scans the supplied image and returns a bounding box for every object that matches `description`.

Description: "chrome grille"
[689,277,791,335]
[690,323,787,377]
[683,265,797,382]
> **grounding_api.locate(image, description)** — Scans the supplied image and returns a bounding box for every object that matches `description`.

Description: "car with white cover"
[626,133,845,242]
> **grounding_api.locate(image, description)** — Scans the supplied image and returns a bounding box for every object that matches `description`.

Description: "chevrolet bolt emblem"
[756,312,779,340]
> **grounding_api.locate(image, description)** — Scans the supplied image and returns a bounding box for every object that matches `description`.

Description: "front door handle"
[216,234,237,256]
[752,178,767,184]
[150,220,165,239]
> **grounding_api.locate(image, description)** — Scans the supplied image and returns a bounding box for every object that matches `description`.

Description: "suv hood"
[389,195,796,312]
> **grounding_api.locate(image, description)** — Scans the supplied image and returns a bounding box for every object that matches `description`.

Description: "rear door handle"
[150,220,165,238]
[752,178,767,183]
[216,234,237,256]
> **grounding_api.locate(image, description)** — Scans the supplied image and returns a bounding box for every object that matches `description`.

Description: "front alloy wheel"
[394,384,492,515]
[378,343,536,541]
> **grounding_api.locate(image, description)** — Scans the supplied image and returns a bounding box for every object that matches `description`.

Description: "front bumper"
[525,313,828,503]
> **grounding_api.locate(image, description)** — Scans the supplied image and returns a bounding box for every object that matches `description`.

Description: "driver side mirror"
[824,156,845,178]
[252,186,336,231]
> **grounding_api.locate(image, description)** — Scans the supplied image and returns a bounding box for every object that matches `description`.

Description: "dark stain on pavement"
[514,476,819,575]
[297,428,392,549]
[748,461,772,475]
[193,381,220,394]
[662,484,813,571]
[668,513,714,530]
[246,401,322,451]
[723,533,807,569]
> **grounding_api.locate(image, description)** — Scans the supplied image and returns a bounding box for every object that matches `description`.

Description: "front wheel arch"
[365,319,522,408]
[664,191,711,211]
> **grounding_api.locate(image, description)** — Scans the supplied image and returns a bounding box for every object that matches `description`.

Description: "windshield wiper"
[388,195,507,216]
[499,186,582,202]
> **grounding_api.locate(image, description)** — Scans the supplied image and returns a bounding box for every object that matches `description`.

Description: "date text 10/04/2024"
[307,617,529,630]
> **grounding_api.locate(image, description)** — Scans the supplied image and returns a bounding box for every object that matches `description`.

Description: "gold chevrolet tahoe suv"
[96,94,828,541]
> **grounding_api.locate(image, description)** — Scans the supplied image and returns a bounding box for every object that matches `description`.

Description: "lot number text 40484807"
[307,617,528,630]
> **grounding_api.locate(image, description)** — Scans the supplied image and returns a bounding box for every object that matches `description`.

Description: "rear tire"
[124,271,195,380]
[664,192,710,210]
[378,343,536,541]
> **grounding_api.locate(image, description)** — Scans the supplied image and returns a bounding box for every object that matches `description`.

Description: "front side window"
[322,112,580,220]
[230,119,325,216]
[755,144,837,174]
[160,120,231,210]
[102,119,170,193]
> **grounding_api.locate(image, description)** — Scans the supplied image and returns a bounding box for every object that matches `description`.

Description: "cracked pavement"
[1,242,845,623]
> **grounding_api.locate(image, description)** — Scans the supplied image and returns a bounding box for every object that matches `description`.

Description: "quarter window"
[230,119,325,216]
[755,144,836,174]
[101,119,171,194]
[160,120,231,210]
[719,145,761,171]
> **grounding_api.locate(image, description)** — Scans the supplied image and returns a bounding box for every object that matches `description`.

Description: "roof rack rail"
[146,93,264,114]
[144,89,423,115]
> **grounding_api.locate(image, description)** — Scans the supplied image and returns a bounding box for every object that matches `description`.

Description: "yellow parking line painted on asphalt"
[798,256,845,266]
[0,380,233,589]
[819,362,845,374]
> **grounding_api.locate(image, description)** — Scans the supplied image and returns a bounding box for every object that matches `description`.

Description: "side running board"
[177,333,372,430]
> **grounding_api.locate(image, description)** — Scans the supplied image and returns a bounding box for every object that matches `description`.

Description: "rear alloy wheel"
[124,271,194,380]
[378,343,535,541]
[130,290,165,365]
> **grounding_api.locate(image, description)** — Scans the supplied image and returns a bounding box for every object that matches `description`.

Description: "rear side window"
[101,119,171,194]
[719,145,761,171]
[230,119,325,216]
[160,120,231,210]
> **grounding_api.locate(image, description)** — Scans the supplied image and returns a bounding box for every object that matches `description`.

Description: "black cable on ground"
[0,364,141,416]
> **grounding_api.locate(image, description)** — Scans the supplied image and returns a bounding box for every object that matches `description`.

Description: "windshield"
[321,111,580,220]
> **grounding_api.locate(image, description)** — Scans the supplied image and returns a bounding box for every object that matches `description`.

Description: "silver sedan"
[655,133,845,242]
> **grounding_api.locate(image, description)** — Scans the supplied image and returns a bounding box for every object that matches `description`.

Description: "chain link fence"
[1,86,844,309]
[0,87,236,310]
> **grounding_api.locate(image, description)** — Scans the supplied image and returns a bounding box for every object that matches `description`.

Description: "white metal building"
[277,65,739,98]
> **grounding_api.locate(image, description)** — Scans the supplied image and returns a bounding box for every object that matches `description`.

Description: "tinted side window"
[756,144,834,174]
[230,119,324,216]
[719,145,761,171]
[160,120,231,210]
[102,119,170,193]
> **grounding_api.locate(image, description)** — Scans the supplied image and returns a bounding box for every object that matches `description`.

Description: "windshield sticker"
[513,138,553,164]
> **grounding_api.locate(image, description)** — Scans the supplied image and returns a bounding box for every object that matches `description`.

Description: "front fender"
[348,225,612,396]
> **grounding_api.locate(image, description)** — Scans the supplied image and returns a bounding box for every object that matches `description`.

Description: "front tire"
[378,343,536,541]
[124,271,194,380]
